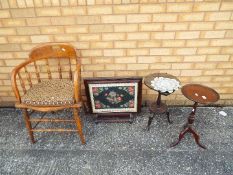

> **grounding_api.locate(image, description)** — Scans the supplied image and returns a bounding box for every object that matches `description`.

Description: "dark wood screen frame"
[84,77,142,123]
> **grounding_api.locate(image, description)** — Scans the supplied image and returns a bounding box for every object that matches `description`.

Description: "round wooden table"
[171,84,220,149]
[144,73,180,130]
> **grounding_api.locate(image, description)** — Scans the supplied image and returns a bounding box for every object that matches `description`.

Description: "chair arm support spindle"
[74,70,81,103]
[11,68,21,102]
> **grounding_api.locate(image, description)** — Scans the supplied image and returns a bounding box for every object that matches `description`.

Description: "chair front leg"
[22,109,35,143]
[73,108,86,144]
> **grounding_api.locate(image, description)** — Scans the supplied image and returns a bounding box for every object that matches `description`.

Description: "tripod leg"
[166,111,172,124]
[190,128,206,149]
[170,127,189,147]
[147,113,155,131]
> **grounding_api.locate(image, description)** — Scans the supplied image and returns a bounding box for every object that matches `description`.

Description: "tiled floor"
[0,107,232,175]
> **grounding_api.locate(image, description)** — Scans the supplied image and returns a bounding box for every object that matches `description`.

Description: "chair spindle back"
[12,43,80,100]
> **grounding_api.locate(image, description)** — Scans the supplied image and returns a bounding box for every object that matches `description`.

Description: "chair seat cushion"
[21,79,74,106]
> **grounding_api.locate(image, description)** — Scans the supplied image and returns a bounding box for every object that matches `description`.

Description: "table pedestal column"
[170,102,206,149]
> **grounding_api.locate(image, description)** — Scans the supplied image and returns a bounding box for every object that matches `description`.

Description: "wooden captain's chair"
[11,43,85,144]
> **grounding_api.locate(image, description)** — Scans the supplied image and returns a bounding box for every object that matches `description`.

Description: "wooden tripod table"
[171,84,219,149]
[144,73,180,130]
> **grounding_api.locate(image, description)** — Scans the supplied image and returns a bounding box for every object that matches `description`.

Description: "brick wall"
[0,0,232,106]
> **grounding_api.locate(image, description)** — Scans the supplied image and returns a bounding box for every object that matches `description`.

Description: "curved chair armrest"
[11,59,31,103]
[73,70,81,103]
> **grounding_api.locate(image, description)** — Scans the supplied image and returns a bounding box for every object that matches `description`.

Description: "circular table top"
[144,73,180,96]
[181,84,220,104]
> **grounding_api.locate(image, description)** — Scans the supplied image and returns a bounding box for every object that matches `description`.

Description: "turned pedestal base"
[147,92,172,131]
[170,102,206,149]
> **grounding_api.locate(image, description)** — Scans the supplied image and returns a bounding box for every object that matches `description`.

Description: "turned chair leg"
[73,108,86,144]
[22,109,35,144]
